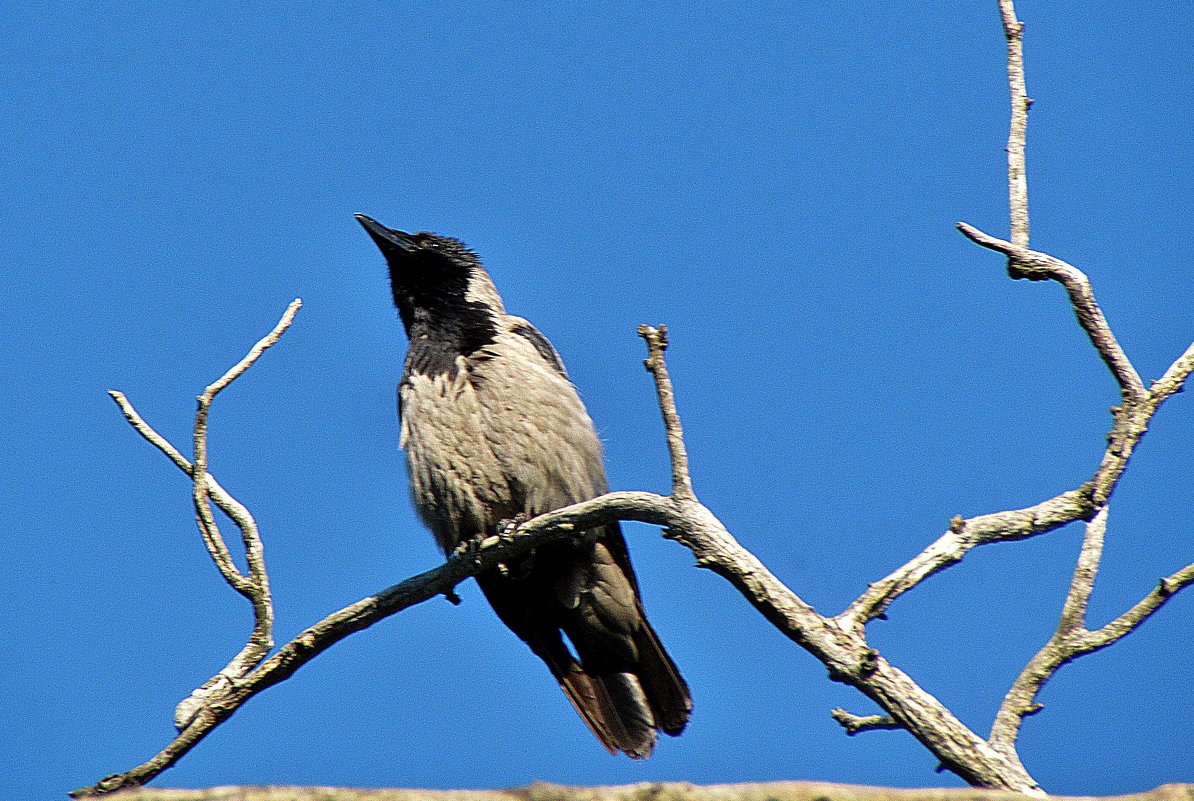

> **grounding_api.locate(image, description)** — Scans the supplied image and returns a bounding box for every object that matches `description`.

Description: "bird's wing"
[464,317,692,751]
[508,318,570,379]
[467,318,608,515]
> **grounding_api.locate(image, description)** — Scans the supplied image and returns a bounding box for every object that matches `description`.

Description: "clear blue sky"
[4,3,1192,799]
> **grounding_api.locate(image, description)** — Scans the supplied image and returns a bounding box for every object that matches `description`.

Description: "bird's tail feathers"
[556,617,691,758]
[631,617,693,736]
[557,665,657,759]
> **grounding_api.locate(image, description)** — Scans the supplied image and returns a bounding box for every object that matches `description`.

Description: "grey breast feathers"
[400,315,608,554]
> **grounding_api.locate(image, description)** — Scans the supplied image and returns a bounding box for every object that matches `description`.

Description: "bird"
[355,213,691,758]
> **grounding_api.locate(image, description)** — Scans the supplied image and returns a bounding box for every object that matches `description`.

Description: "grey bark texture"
[95,781,1194,801]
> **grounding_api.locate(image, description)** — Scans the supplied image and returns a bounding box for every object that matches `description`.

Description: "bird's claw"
[452,533,488,569]
[496,514,533,579]
[497,513,530,542]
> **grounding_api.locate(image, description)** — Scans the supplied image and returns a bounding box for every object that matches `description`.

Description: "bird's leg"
[495,513,532,578]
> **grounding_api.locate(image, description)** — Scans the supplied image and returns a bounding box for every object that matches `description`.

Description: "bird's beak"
[355,214,416,257]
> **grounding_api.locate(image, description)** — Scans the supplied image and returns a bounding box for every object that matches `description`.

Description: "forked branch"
[80,311,1043,796]
[80,2,1193,796]
[954,0,1194,777]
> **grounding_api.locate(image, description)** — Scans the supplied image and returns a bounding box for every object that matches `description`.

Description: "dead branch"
[998,0,1030,248]
[79,316,1043,796]
[79,2,1194,797]
[956,0,1194,778]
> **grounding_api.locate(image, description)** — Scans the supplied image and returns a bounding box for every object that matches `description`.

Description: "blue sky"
[4,2,1193,799]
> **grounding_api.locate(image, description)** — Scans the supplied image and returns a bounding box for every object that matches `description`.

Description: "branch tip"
[831,708,901,736]
[637,323,695,501]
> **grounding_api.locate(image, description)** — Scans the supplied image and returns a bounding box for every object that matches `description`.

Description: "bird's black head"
[354,213,504,332]
[355,214,504,369]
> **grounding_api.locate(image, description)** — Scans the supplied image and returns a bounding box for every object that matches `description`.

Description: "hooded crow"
[355,213,691,758]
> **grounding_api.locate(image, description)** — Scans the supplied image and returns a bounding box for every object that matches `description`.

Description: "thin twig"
[831,709,902,736]
[999,0,1031,247]
[638,324,696,501]
[1083,557,1194,650]
[1056,507,1108,634]
[1152,340,1194,400]
[108,302,301,731]
[185,300,300,719]
[106,391,258,589]
[203,299,303,401]
[190,297,300,596]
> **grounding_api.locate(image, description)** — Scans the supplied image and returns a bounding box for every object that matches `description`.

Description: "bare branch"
[1153,340,1194,401]
[201,298,303,401]
[842,487,1094,628]
[1083,557,1194,652]
[855,226,1190,627]
[73,491,679,797]
[639,324,696,502]
[953,2,1194,772]
[1056,507,1108,634]
[108,391,195,475]
[955,224,1145,398]
[183,300,301,722]
[831,709,901,736]
[77,476,1043,795]
[190,297,300,594]
[989,509,1108,754]
[106,392,262,569]
[108,389,277,727]
[990,511,1194,758]
[999,0,1031,247]
[89,311,1047,795]
[111,378,249,593]
[107,302,302,733]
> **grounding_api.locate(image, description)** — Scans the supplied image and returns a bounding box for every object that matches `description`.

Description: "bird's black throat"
[402,298,499,380]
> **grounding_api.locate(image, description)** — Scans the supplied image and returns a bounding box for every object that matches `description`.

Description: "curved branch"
[82,321,1046,796]
[106,301,301,733]
[954,224,1144,398]
[75,480,1042,796]
[842,488,1094,628]
[71,492,660,796]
